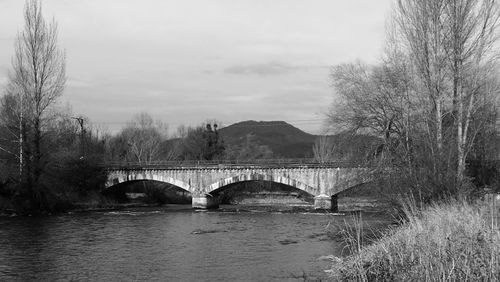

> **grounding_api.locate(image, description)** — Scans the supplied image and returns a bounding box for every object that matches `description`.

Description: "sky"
[0,0,393,134]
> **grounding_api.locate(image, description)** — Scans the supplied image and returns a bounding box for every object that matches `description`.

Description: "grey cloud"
[224,61,301,76]
[224,62,330,76]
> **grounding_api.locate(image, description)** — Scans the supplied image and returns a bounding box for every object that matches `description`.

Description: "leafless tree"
[9,0,66,189]
[121,112,166,165]
[443,0,500,184]
[394,0,500,187]
[329,59,415,164]
[394,0,450,166]
[312,135,335,163]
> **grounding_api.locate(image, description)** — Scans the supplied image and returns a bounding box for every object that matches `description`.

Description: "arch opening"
[210,180,315,206]
[103,180,192,205]
[207,173,319,196]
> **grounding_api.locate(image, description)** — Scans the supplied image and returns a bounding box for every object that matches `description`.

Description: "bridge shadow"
[210,180,315,205]
[103,180,192,205]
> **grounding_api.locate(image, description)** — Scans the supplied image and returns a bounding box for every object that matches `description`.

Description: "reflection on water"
[0,205,389,281]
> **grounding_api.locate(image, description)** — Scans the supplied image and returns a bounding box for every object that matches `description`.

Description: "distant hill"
[218,120,316,158]
[162,120,382,160]
[219,120,382,160]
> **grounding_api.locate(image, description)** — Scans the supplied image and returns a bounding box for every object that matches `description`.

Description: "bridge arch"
[206,173,319,196]
[105,173,192,192]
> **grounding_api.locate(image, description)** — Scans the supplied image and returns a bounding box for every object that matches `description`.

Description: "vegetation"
[326,0,500,280]
[0,0,108,214]
[312,133,382,164]
[177,123,225,160]
[105,112,175,164]
[328,0,500,201]
[331,199,500,281]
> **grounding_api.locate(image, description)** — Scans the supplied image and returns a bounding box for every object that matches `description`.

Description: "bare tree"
[394,0,500,186]
[9,0,66,189]
[328,0,500,199]
[121,112,166,165]
[443,0,500,184]
[313,135,335,164]
[329,60,414,164]
[394,0,450,167]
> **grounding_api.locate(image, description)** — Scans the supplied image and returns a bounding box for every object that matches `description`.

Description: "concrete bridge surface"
[104,160,373,211]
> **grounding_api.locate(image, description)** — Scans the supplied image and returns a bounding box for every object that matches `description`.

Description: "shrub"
[331,199,500,281]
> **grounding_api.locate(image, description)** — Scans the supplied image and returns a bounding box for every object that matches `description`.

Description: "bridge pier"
[314,194,338,212]
[192,194,219,209]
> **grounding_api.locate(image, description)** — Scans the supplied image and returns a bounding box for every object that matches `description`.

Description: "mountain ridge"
[218,120,316,158]
[218,120,381,160]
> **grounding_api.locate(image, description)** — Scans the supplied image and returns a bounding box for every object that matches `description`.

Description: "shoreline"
[0,198,396,217]
[328,198,500,281]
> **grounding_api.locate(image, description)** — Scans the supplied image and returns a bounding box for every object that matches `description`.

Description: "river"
[0,205,390,281]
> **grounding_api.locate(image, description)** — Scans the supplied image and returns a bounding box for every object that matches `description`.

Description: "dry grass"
[330,197,500,281]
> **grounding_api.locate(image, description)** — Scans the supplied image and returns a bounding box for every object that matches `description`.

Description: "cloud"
[224,61,302,76]
[224,61,330,77]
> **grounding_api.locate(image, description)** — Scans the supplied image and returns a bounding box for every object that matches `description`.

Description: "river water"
[0,205,390,281]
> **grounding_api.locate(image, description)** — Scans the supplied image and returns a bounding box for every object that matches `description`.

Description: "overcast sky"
[0,0,392,134]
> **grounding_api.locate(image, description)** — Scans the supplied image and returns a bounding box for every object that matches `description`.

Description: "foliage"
[329,0,500,200]
[313,135,335,163]
[105,112,169,164]
[331,200,500,281]
[1,86,108,213]
[56,156,107,194]
[10,0,66,193]
[178,123,225,160]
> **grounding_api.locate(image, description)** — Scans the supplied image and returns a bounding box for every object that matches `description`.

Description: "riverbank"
[329,197,500,281]
[1,187,395,216]
[0,192,130,216]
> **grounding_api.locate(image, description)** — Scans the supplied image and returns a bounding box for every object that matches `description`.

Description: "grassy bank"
[330,198,500,281]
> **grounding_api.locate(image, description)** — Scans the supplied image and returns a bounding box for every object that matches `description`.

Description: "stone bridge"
[105,161,373,210]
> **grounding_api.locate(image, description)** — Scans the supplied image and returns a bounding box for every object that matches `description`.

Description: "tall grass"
[339,212,364,255]
[331,197,500,281]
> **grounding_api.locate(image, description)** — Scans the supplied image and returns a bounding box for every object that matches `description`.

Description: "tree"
[178,123,225,160]
[8,0,66,196]
[109,113,166,164]
[329,0,500,200]
[394,0,449,162]
[443,0,500,184]
[329,59,414,165]
[313,135,335,163]
[0,90,23,178]
[394,0,500,188]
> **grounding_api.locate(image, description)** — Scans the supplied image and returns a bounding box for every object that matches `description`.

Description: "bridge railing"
[102,158,365,170]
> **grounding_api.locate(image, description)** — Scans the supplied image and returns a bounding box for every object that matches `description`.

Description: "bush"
[331,199,500,281]
[57,155,107,194]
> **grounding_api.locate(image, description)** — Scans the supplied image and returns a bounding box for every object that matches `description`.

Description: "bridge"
[104,159,374,211]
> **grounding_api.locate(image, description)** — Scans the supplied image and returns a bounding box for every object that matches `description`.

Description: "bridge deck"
[103,159,365,170]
